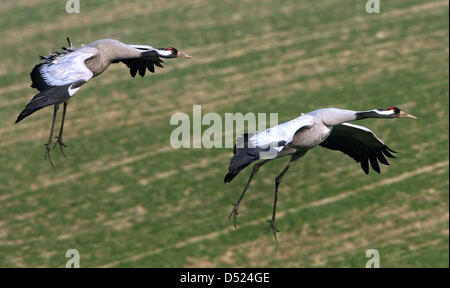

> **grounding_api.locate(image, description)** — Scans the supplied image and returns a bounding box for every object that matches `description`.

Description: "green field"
[0,0,448,267]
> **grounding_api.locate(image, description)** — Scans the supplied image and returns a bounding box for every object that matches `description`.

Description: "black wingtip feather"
[224,172,237,183]
[147,62,155,73]
[139,64,146,77]
[369,156,381,173]
[383,148,396,158]
[386,146,397,153]
[361,158,369,174]
[377,151,390,166]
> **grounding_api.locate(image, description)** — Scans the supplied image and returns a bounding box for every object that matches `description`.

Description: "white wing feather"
[340,123,386,145]
[40,47,97,87]
[249,114,315,152]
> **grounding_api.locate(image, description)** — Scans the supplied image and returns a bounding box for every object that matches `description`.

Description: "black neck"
[355,110,393,120]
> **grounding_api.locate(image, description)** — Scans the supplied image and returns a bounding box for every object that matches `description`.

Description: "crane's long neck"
[84,39,144,76]
[321,108,395,126]
[129,44,173,58]
[355,109,395,120]
[321,109,357,126]
[89,39,143,62]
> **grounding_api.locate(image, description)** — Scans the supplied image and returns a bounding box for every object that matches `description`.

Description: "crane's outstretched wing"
[319,123,396,174]
[16,47,96,123]
[248,114,315,152]
[115,49,165,78]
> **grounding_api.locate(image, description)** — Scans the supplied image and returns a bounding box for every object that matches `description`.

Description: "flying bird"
[15,38,192,165]
[224,106,417,243]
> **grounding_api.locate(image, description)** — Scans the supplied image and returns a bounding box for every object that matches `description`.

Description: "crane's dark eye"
[386,106,400,114]
[168,47,178,55]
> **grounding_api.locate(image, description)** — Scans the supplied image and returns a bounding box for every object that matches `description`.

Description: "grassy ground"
[0,0,448,267]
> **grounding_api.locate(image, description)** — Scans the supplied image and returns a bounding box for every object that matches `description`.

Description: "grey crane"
[15,38,191,165]
[224,106,417,243]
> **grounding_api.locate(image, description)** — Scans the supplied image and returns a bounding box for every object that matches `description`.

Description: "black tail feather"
[224,134,267,183]
[15,85,71,123]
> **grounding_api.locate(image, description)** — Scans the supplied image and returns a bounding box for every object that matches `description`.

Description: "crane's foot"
[52,136,67,157]
[227,203,240,229]
[44,143,54,167]
[266,219,280,244]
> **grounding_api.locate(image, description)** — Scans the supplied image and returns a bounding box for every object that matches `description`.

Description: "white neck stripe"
[373,109,394,115]
[155,49,172,57]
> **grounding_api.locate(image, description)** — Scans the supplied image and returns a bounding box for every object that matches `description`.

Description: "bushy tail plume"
[224,134,267,183]
[15,85,71,123]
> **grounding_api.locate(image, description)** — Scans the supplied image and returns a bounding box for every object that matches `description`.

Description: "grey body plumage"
[16,38,191,165]
[224,106,417,243]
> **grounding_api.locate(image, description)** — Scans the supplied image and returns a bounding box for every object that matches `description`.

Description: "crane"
[224,106,417,243]
[15,38,191,165]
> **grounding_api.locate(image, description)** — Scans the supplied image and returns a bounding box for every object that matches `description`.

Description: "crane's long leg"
[44,104,59,166]
[227,159,271,228]
[268,152,303,243]
[53,101,68,157]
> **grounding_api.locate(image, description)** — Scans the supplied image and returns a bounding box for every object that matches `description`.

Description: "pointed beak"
[177,51,192,59]
[399,111,418,119]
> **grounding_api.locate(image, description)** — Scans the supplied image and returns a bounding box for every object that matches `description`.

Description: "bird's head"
[157,47,192,59]
[384,106,417,119]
